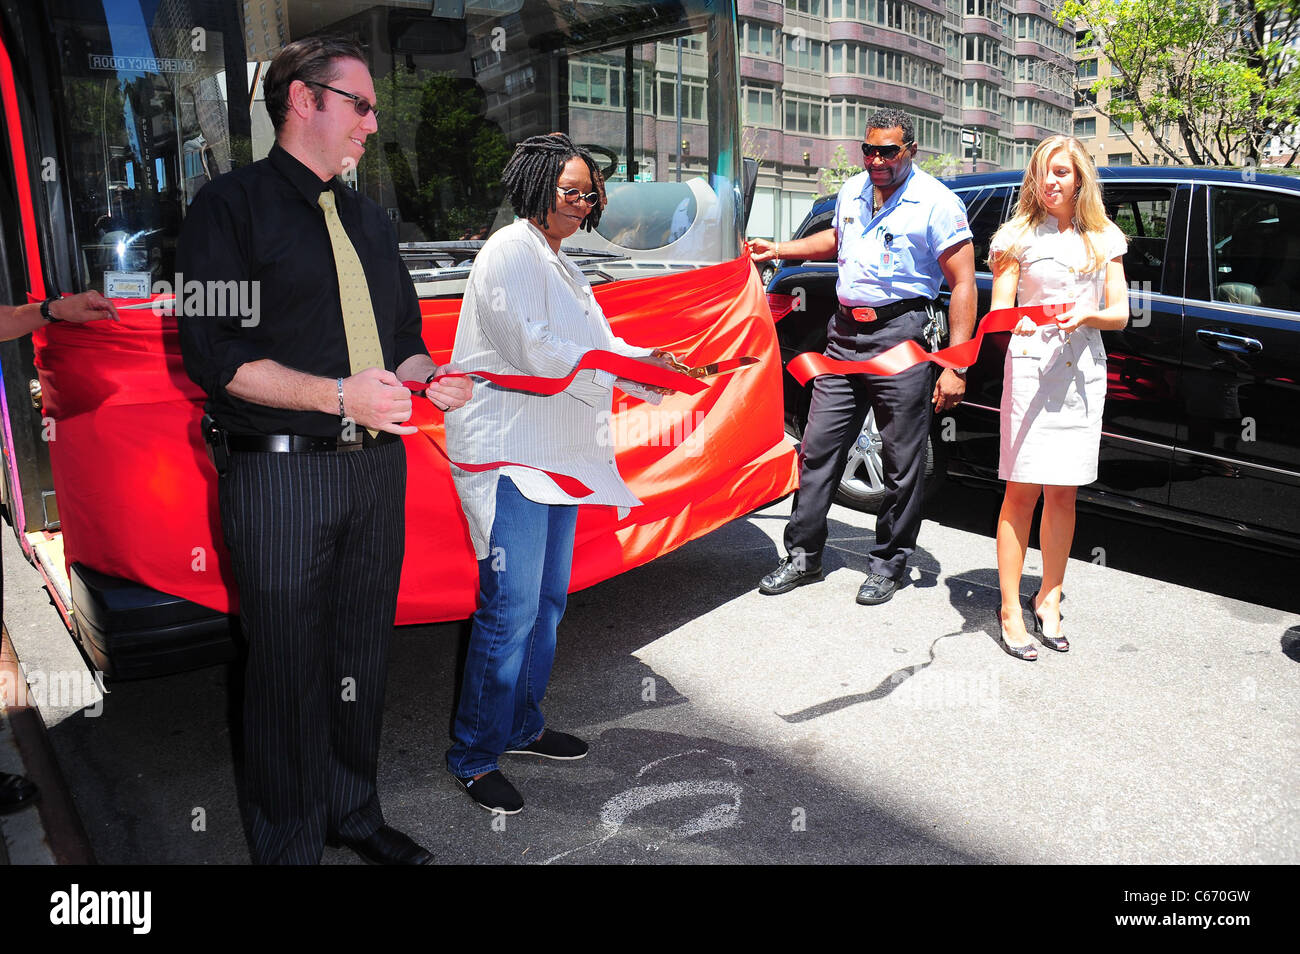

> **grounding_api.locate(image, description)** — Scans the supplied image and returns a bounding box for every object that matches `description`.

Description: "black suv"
[767,167,1300,551]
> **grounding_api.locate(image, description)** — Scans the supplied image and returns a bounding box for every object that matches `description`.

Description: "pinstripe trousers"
[219,441,406,865]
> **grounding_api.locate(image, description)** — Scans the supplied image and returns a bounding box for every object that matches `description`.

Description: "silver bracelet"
[336,377,345,418]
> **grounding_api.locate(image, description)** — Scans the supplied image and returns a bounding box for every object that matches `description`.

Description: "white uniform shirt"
[833,166,972,306]
[445,219,658,559]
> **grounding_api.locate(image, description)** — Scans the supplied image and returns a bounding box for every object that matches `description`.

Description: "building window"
[963,79,1000,111]
[504,66,536,96]
[570,59,637,109]
[657,74,706,120]
[785,0,823,14]
[784,92,826,134]
[784,35,826,71]
[1108,153,1133,165]
[1015,14,1069,54]
[744,85,777,126]
[742,22,778,59]
[1075,117,1096,137]
[829,0,941,42]
[963,34,999,65]
[829,41,942,94]
[1078,58,1098,79]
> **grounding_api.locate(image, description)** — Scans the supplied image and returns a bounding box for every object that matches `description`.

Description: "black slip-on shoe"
[505,730,588,760]
[452,770,523,815]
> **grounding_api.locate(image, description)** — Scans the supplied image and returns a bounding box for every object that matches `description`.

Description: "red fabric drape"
[33,254,798,623]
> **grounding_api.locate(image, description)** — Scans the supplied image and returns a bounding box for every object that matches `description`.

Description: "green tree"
[817,144,860,197]
[1058,0,1300,165]
[359,66,511,239]
[920,153,962,177]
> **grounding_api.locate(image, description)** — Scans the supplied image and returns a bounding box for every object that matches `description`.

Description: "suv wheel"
[833,409,935,513]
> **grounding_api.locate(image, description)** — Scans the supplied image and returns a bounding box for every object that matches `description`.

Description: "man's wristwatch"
[950,366,969,376]
[39,297,62,322]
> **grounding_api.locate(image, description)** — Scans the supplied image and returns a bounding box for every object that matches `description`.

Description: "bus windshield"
[45,0,744,298]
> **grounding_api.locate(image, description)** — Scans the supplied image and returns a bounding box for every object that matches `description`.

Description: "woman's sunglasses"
[556,186,601,206]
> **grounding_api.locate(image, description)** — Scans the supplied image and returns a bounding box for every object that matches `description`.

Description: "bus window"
[47,0,243,295]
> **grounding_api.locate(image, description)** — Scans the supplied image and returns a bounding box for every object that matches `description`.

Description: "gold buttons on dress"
[1066,361,1072,367]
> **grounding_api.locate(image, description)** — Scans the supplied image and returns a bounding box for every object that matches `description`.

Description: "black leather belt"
[227,432,399,454]
[837,296,933,323]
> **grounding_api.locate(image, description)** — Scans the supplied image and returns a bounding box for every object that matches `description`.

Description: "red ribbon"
[418,348,706,396]
[787,303,1073,385]
[405,349,708,498]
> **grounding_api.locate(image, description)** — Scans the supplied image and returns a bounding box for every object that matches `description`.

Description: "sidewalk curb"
[1,624,95,864]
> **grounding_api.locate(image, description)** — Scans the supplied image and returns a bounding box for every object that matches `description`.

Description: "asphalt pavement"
[2,479,1297,865]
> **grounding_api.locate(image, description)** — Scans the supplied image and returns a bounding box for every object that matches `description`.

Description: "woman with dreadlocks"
[443,133,681,814]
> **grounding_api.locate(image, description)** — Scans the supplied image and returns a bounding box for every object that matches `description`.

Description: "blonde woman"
[988,136,1129,660]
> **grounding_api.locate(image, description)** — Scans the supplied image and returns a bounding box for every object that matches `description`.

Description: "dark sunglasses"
[304,80,379,119]
[556,186,601,206]
[861,143,906,160]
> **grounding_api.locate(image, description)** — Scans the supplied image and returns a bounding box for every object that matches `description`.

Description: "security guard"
[751,109,976,605]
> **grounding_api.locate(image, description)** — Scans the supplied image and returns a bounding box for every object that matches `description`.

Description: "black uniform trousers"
[219,440,406,865]
[784,306,935,582]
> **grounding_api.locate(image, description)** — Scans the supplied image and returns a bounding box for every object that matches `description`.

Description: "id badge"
[879,249,895,277]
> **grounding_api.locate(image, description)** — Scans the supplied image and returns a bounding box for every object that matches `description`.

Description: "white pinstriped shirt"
[444,220,659,559]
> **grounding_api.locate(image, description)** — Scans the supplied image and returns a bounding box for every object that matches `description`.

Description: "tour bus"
[0,0,797,678]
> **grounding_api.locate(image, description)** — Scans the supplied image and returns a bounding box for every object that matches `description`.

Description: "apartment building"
[742,0,1074,241]
[1071,38,1193,167]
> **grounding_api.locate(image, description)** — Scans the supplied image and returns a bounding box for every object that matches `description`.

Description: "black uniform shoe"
[758,556,823,595]
[339,825,434,865]
[855,573,898,605]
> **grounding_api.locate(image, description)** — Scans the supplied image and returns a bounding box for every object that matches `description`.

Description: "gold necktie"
[319,189,383,436]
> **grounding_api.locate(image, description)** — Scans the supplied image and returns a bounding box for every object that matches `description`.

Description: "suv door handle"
[1196,329,1263,354]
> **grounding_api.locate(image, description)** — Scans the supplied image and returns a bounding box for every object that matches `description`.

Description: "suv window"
[953,186,1011,271]
[785,205,835,263]
[1210,187,1300,312]
[803,208,835,238]
[1103,186,1174,293]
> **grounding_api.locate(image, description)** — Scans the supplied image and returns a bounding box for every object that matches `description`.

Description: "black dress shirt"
[176,144,428,437]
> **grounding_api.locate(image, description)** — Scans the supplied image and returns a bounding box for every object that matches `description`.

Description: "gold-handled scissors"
[683,356,760,379]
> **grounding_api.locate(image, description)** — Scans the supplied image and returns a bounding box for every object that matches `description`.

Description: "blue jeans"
[447,477,579,778]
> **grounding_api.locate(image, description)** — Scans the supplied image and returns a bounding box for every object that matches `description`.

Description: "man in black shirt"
[177,35,470,865]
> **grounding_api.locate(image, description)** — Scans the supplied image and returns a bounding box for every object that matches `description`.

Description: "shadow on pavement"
[43,513,995,864]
